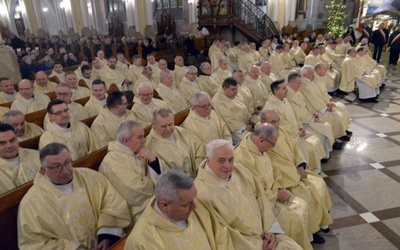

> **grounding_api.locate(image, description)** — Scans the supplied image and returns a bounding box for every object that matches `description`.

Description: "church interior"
[1,0,400,249]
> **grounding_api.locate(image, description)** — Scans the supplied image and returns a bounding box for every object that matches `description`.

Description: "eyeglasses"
[51,108,69,116]
[138,93,153,97]
[44,159,73,171]
[195,103,212,110]
[187,72,197,75]
[262,137,276,147]
[56,92,71,97]
[119,102,128,106]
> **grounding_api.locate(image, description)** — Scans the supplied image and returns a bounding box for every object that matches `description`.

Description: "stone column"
[0,36,22,83]
[125,0,137,37]
[18,0,33,35]
[268,0,279,22]
[32,0,47,37]
[80,0,92,37]
[284,0,296,26]
[144,0,156,37]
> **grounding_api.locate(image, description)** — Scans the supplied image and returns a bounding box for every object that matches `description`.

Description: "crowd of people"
[0,22,393,249]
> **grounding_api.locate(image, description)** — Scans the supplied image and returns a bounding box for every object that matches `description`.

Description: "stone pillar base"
[0,45,21,83]
[81,27,93,37]
[189,23,199,36]
[37,29,47,38]
[144,25,156,38]
[126,26,136,37]
[67,28,75,38]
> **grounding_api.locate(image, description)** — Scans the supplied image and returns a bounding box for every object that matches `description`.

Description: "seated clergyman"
[18,142,131,249]
[124,170,232,249]
[0,124,41,194]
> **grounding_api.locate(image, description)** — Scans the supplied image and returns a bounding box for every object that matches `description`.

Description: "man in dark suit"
[388,25,400,65]
[371,23,389,63]
[359,21,373,43]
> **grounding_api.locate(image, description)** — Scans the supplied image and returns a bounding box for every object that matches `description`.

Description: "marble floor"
[314,55,400,250]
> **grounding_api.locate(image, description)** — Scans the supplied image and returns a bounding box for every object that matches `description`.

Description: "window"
[155,0,183,9]
[107,0,126,12]
[153,0,183,20]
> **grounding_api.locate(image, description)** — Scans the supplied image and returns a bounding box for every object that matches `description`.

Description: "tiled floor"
[314,54,400,250]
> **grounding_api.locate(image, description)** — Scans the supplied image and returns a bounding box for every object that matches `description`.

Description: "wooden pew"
[81,115,97,128]
[19,135,40,150]
[46,91,57,100]
[174,108,190,126]
[25,109,47,129]
[0,101,12,108]
[48,75,60,84]
[0,146,109,250]
[108,84,119,93]
[74,96,90,106]
[78,79,90,89]
[0,181,33,250]
[109,234,129,250]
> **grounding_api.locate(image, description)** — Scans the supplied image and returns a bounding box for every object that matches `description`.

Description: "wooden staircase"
[197,0,278,44]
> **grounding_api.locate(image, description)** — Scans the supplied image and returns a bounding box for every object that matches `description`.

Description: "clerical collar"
[3,154,20,167]
[248,136,263,154]
[153,201,187,229]
[51,178,74,195]
[168,134,176,142]
[205,163,230,181]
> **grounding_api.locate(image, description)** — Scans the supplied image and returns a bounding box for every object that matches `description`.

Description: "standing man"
[388,25,400,65]
[371,23,389,63]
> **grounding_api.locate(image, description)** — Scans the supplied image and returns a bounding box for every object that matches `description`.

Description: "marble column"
[125,0,137,36]
[144,0,156,37]
[0,0,15,35]
[80,0,92,37]
[284,0,296,26]
[18,0,33,35]
[268,0,279,22]
[32,0,47,37]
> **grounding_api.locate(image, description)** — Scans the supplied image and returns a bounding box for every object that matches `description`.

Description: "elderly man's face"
[261,63,272,75]
[138,86,154,105]
[186,68,197,82]
[201,63,212,75]
[249,67,259,80]
[35,72,49,87]
[193,97,212,118]
[175,56,184,67]
[97,51,105,59]
[161,72,174,87]
[304,69,315,81]
[144,68,153,79]
[207,145,234,180]
[289,76,302,91]
[153,114,174,138]
[163,186,197,221]
[124,126,146,154]
[65,74,78,88]
[92,84,106,100]
[232,72,244,84]
[41,149,74,185]
[316,65,327,77]
[0,130,19,159]
[219,61,228,70]
[6,114,26,137]
[0,80,15,94]
[56,86,72,104]
[18,81,34,100]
